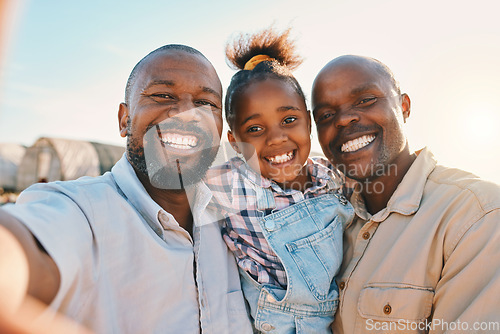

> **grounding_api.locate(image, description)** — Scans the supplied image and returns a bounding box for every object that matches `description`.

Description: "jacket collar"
[349,147,437,223]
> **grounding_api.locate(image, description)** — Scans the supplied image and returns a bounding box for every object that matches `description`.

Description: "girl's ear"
[227,131,241,153]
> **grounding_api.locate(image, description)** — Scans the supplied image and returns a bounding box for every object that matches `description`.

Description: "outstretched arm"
[0,209,60,306]
[0,209,92,333]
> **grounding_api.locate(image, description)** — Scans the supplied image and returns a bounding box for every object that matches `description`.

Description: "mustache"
[331,124,377,148]
[146,119,213,145]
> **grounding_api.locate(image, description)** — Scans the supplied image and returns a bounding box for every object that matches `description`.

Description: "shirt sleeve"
[431,208,500,332]
[3,182,95,306]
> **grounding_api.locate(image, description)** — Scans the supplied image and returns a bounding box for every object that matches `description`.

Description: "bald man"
[0,45,252,333]
[312,55,500,333]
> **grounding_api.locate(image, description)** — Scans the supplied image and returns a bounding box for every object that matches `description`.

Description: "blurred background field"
[1,0,499,202]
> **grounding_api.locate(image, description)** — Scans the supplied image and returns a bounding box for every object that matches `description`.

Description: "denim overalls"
[239,180,354,333]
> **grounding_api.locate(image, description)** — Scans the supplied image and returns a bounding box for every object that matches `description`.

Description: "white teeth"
[267,151,294,164]
[341,135,376,153]
[160,133,198,150]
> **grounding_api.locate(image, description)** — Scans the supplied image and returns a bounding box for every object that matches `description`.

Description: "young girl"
[205,28,354,333]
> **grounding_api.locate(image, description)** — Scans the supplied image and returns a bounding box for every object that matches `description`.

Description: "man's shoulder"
[427,164,500,213]
[420,164,500,264]
[39,172,117,192]
[16,172,121,207]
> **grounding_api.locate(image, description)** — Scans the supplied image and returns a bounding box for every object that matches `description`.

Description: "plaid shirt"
[205,157,344,287]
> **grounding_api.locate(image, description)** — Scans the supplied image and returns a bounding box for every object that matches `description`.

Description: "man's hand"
[0,223,29,320]
[0,294,94,333]
[0,210,87,333]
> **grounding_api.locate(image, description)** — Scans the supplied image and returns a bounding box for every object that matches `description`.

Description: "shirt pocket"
[285,215,343,301]
[358,283,434,327]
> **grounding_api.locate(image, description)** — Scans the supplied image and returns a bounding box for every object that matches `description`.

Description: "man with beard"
[312,55,500,333]
[0,45,252,333]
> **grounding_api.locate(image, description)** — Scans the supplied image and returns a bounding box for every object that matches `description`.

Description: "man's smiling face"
[119,49,223,189]
[312,56,410,182]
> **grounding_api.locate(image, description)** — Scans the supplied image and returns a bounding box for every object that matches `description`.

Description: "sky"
[1,0,499,184]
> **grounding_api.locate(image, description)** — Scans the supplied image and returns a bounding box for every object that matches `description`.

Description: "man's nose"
[266,125,287,146]
[168,100,201,121]
[334,108,360,128]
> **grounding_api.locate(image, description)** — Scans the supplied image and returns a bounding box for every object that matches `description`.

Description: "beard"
[330,123,404,182]
[126,119,220,190]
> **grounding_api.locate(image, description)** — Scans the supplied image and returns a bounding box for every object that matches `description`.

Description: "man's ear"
[227,131,241,153]
[307,111,312,133]
[118,103,129,138]
[401,94,411,122]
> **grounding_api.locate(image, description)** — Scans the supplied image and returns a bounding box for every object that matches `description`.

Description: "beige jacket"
[333,148,500,333]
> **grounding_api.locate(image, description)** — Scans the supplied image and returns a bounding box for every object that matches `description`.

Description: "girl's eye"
[247,125,263,133]
[282,116,297,125]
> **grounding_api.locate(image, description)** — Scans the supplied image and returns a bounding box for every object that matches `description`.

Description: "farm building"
[0,143,26,191]
[16,137,125,191]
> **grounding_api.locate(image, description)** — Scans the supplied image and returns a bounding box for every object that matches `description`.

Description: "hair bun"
[226,26,302,71]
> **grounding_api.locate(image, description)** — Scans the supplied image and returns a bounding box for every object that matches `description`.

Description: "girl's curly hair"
[224,27,306,129]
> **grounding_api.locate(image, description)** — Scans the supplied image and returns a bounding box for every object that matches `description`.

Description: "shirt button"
[261,323,274,331]
[383,304,392,314]
[339,281,346,290]
[264,220,276,231]
[362,232,371,240]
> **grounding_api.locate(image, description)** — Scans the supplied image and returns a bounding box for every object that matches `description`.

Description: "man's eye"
[196,100,222,113]
[317,111,334,122]
[355,97,378,107]
[151,93,173,100]
[197,100,218,108]
[282,116,297,125]
[247,125,263,133]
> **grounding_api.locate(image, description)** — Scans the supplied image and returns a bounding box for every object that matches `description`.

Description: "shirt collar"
[112,154,212,235]
[232,157,338,195]
[350,147,437,223]
[189,182,213,227]
[307,157,344,191]
[231,157,271,188]
[112,154,163,234]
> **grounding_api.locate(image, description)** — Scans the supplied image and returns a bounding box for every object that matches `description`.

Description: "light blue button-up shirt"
[4,154,252,333]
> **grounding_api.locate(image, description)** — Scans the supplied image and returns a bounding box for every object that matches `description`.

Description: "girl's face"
[229,78,311,188]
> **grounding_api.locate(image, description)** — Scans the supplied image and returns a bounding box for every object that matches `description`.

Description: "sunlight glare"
[459,104,498,143]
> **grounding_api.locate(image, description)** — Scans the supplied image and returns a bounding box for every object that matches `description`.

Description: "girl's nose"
[266,126,287,146]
